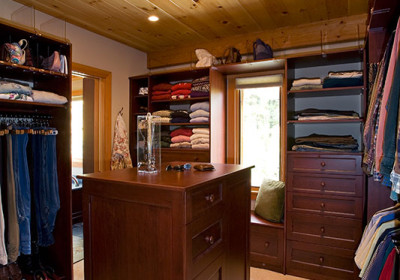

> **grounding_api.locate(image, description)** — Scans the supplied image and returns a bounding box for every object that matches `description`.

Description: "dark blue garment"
[11,133,31,255]
[171,117,190,123]
[323,76,363,88]
[32,133,60,247]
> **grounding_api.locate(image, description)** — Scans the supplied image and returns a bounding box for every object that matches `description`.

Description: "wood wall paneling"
[148,14,368,68]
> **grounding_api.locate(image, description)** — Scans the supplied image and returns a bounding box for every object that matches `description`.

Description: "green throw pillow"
[254,179,285,223]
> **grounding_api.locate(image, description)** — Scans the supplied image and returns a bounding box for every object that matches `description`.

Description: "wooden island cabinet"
[79,163,252,280]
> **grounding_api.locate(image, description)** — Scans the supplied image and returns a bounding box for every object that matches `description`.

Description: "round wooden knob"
[264,242,270,248]
[320,226,325,233]
[320,202,325,208]
[320,181,326,187]
[205,235,214,245]
[319,257,324,264]
[205,194,215,203]
[320,162,326,167]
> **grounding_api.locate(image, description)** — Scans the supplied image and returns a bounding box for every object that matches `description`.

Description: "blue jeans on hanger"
[12,133,31,255]
[32,133,60,247]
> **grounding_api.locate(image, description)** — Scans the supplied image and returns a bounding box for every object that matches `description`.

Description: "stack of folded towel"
[323,71,363,88]
[171,110,190,123]
[190,101,210,123]
[151,83,172,101]
[190,128,209,149]
[290,78,322,91]
[170,127,193,148]
[31,90,68,104]
[191,76,210,97]
[171,82,191,99]
[152,110,172,123]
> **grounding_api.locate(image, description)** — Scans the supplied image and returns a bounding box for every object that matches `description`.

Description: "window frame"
[226,70,287,195]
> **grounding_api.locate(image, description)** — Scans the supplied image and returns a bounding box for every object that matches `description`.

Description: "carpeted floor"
[73,223,84,263]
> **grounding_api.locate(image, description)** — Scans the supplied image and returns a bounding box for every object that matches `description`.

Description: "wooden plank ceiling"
[14,0,370,68]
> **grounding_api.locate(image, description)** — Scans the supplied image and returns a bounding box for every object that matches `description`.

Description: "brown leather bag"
[223,47,241,64]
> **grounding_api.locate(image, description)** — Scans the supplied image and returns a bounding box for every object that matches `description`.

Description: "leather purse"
[223,47,242,64]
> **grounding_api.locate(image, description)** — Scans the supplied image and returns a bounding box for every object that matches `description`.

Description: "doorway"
[70,63,112,278]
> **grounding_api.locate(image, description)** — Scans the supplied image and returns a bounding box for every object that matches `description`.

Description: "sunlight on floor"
[73,264,308,280]
[74,260,84,280]
[250,268,308,280]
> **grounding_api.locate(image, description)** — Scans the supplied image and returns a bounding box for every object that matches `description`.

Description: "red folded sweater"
[152,83,172,91]
[152,90,171,96]
[170,128,193,138]
[151,94,171,100]
[171,89,191,96]
[171,83,192,91]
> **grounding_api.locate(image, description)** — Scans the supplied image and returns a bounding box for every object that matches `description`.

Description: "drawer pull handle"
[205,194,215,203]
[320,181,325,187]
[319,257,324,264]
[205,235,215,245]
[320,226,325,234]
[320,162,326,167]
[264,242,270,248]
[320,202,325,208]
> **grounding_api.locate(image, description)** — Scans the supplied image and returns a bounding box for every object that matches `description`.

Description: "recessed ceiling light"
[148,15,159,22]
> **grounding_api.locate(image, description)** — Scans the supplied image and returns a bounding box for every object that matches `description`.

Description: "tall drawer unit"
[286,152,364,280]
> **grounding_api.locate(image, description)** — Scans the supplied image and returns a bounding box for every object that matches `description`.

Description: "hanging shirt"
[111,113,133,170]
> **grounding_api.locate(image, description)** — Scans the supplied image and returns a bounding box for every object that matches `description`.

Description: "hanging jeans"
[32,133,60,247]
[6,135,19,262]
[0,137,8,265]
[12,133,31,255]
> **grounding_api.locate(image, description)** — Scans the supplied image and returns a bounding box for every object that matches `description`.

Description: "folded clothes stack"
[151,83,172,101]
[31,90,68,104]
[290,78,322,91]
[294,108,359,120]
[292,133,358,152]
[0,81,68,104]
[0,80,33,101]
[160,130,171,148]
[191,127,209,149]
[190,101,210,123]
[171,82,191,99]
[152,110,172,123]
[171,110,190,123]
[191,76,210,97]
[139,87,148,95]
[323,71,363,88]
[169,127,193,148]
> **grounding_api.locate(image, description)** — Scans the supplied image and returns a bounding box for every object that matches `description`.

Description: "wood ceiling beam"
[147,13,368,69]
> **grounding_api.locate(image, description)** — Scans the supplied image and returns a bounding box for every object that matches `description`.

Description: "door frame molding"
[72,62,112,172]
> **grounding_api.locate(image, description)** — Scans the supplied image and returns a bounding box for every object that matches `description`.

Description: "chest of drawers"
[249,213,284,273]
[80,163,252,280]
[286,152,364,280]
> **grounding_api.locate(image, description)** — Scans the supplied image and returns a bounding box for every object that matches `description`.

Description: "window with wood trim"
[226,71,286,189]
